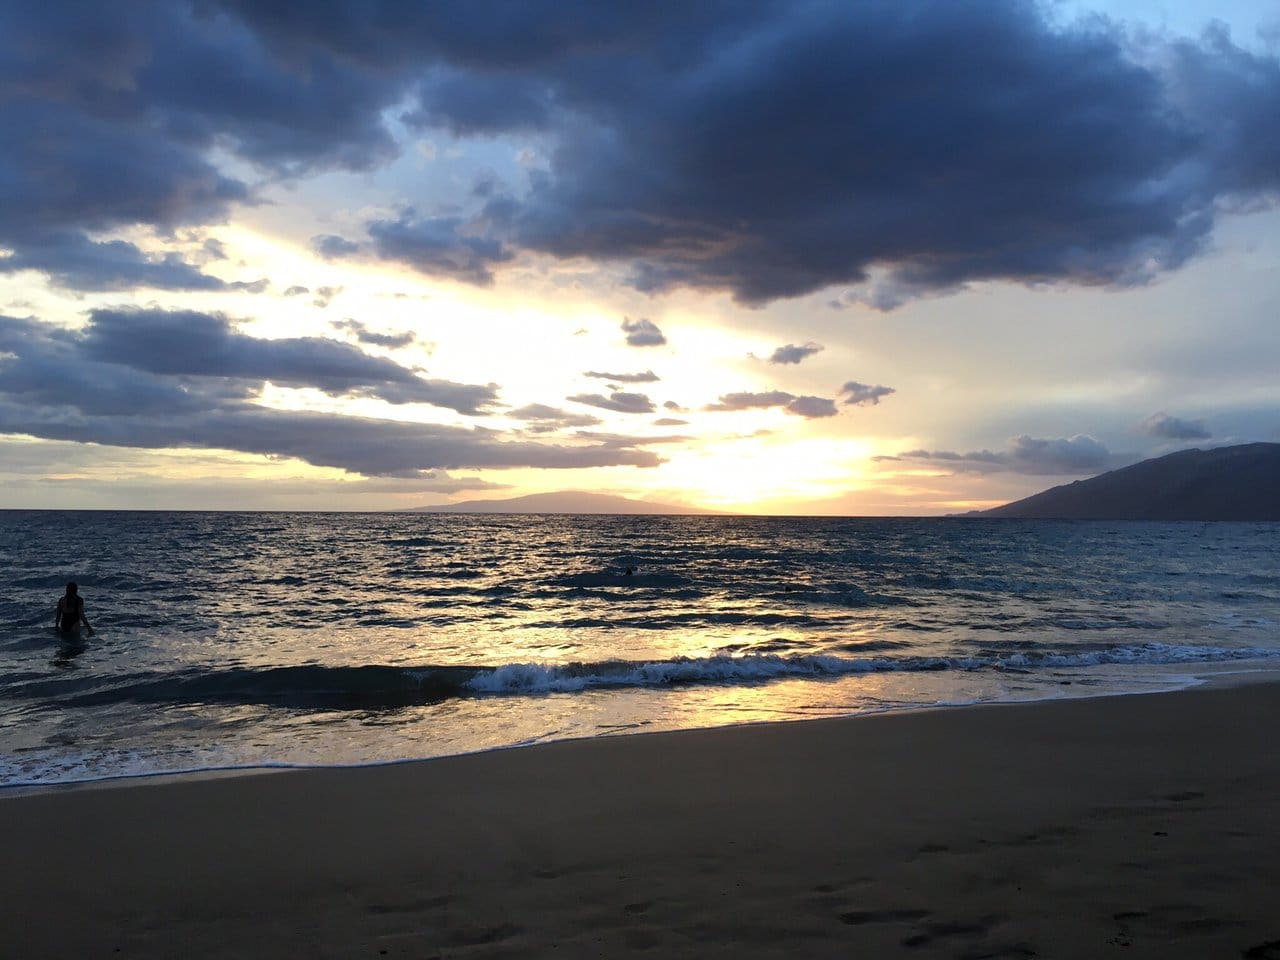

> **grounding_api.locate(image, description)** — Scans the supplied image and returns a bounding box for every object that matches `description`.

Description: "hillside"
[403,491,717,515]
[982,443,1280,520]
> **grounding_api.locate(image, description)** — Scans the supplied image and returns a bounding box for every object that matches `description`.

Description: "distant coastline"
[402,490,721,515]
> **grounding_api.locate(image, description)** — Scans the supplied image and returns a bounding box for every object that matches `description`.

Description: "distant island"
[980,442,1280,520]
[403,491,720,515]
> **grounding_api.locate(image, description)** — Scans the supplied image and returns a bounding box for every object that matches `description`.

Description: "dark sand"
[4,679,1279,958]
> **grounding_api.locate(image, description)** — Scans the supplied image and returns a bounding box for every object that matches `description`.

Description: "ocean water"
[1,511,1277,788]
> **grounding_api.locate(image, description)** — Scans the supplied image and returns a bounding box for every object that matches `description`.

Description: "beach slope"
[4,681,1279,958]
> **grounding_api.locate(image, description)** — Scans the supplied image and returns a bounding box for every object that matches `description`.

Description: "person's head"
[65,581,78,597]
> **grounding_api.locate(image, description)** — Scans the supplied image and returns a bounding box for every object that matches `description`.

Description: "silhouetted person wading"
[55,582,94,636]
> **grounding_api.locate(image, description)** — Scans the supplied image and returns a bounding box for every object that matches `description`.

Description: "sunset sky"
[2,1,1277,514]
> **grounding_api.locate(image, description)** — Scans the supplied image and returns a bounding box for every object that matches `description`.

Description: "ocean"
[1,511,1277,788]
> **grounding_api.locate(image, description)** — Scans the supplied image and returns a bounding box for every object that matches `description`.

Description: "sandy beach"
[4,679,1279,959]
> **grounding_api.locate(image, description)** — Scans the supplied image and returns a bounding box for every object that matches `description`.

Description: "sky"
[1,0,1277,515]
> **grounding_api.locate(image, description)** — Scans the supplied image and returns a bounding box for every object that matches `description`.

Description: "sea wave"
[11,643,1277,712]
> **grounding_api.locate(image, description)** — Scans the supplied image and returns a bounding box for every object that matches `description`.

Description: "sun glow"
[657,433,879,510]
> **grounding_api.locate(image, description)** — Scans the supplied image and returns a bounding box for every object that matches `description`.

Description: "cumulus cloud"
[0,313,227,417]
[841,382,896,406]
[653,417,687,426]
[1142,412,1211,440]
[199,238,228,262]
[705,391,794,412]
[0,231,269,293]
[881,434,1125,475]
[0,313,661,476]
[784,396,839,418]
[394,471,511,494]
[566,391,656,414]
[768,342,824,365]
[283,285,310,297]
[77,308,496,413]
[583,369,659,383]
[312,286,342,308]
[330,318,416,349]
[0,401,662,477]
[342,212,513,285]
[621,317,666,347]
[705,391,838,419]
[509,403,602,432]
[1004,435,1119,474]
[573,430,689,448]
[312,235,363,259]
[1,308,496,415]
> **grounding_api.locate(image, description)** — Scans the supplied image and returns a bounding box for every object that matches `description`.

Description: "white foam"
[462,643,1280,695]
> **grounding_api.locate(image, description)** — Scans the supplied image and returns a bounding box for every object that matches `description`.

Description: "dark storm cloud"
[1159,26,1280,199]
[1142,412,1211,440]
[768,343,823,365]
[0,313,662,476]
[330,318,416,349]
[482,2,1279,305]
[705,391,838,419]
[7,3,1280,305]
[361,2,1280,304]
[583,369,659,383]
[406,68,555,136]
[566,391,656,414]
[881,435,1125,475]
[0,1,410,260]
[0,97,247,244]
[2,2,403,166]
[212,2,759,75]
[841,382,896,407]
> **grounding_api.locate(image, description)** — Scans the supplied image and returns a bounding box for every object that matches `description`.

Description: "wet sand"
[4,679,1279,958]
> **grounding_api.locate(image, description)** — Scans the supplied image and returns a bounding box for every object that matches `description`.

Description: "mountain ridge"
[980,442,1280,520]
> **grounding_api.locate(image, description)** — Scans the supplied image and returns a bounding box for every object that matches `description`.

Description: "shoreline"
[5,660,1275,797]
[5,675,1280,957]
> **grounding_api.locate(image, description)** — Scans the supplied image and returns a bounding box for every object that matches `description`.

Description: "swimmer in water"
[55,581,95,636]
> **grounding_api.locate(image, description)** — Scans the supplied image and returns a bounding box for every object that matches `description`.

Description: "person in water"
[55,582,94,636]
